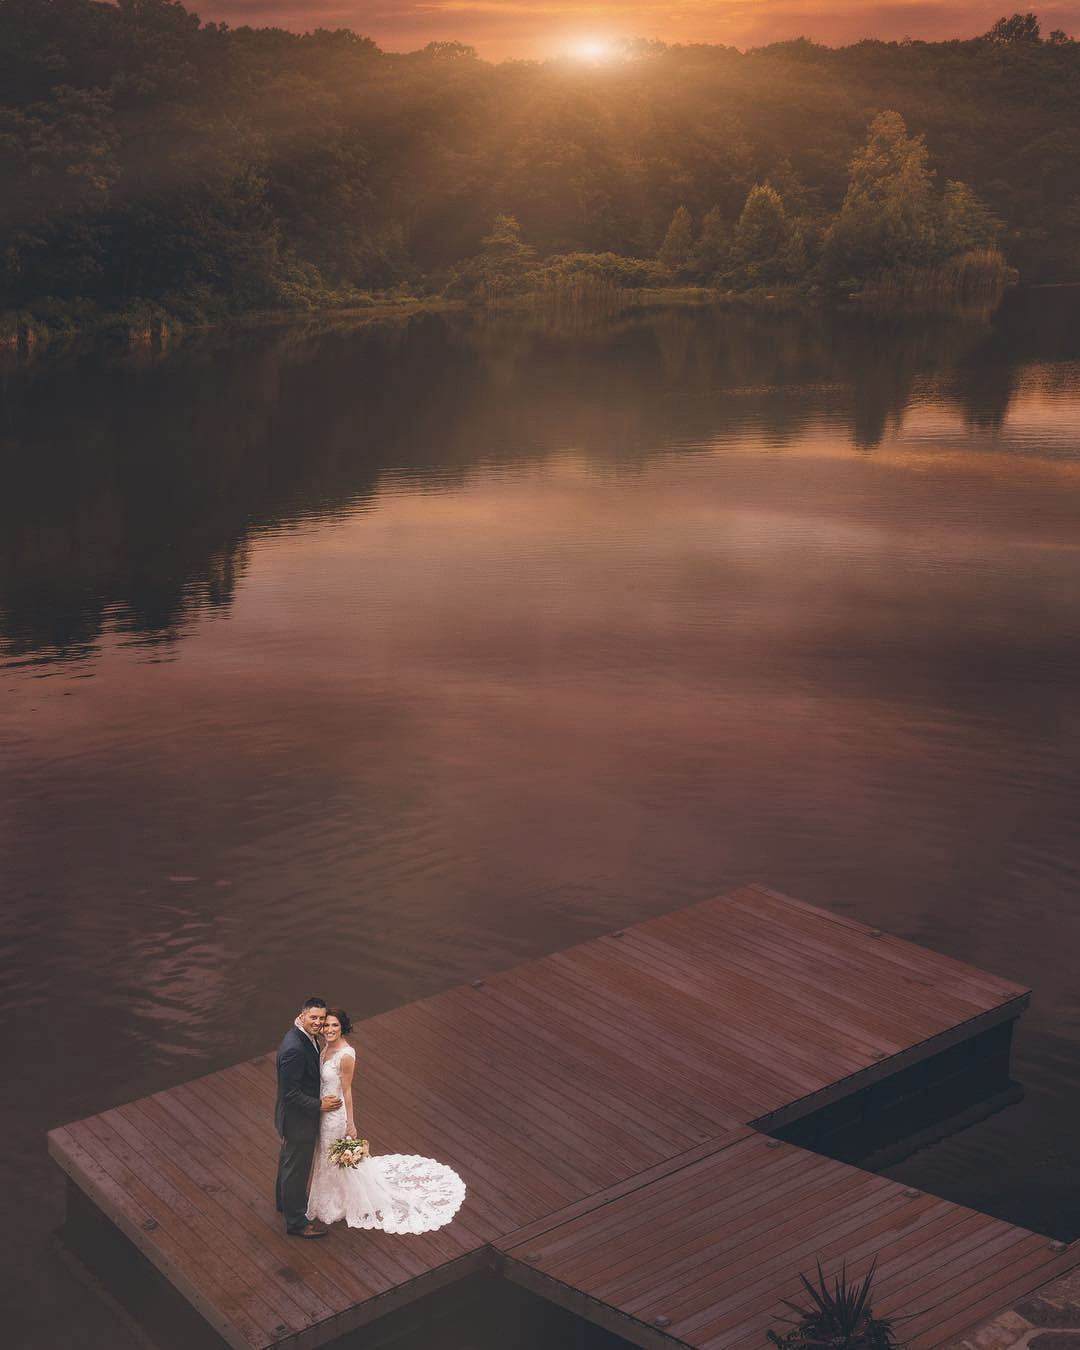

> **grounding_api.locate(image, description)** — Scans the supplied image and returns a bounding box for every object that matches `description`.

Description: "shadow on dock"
[758,1019,1024,1169]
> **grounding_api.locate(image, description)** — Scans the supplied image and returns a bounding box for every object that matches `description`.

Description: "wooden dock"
[49,885,1077,1350]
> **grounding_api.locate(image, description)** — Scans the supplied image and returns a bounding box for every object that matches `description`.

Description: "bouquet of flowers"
[329,1135,370,1168]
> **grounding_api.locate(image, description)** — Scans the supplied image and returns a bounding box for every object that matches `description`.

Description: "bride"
[306,1009,466,1234]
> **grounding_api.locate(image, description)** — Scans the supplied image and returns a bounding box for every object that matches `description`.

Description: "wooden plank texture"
[498,1133,1076,1350]
[50,884,1070,1350]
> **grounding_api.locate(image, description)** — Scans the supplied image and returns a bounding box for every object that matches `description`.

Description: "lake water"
[2,290,1080,1347]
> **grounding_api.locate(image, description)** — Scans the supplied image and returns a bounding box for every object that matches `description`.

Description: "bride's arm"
[340,1050,356,1135]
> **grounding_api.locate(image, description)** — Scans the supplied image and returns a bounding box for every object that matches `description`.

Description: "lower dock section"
[496,1129,1075,1350]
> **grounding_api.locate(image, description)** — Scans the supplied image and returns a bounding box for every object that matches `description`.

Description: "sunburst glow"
[568,37,617,63]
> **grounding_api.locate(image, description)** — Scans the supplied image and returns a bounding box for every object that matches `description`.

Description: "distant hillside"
[1,0,1077,320]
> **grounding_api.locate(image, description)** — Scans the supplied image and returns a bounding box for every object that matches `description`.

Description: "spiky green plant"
[766,1259,902,1350]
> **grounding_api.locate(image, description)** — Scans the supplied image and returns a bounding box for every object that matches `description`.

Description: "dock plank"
[545,941,870,1104]
[408,985,695,1152]
[50,1125,271,1349]
[51,885,1073,1350]
[122,1095,402,1308]
[475,972,742,1132]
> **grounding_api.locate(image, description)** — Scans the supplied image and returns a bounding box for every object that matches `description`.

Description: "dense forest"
[2,0,1079,328]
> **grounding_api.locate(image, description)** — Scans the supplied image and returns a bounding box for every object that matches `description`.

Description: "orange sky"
[195,1,1080,58]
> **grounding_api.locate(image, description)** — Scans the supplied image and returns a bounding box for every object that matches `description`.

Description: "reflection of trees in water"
[950,364,1017,431]
[2,292,1075,657]
[829,315,987,450]
[937,286,1080,432]
[0,325,379,657]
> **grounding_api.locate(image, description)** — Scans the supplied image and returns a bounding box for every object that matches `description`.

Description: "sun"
[568,37,617,64]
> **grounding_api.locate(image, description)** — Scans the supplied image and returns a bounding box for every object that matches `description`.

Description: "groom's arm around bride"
[274,996,340,1237]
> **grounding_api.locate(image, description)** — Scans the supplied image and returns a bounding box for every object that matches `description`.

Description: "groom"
[275,996,341,1237]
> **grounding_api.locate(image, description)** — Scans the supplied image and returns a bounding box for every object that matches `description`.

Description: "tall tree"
[729,185,804,286]
[940,181,1002,254]
[821,111,936,282]
[985,13,1042,42]
[657,205,694,275]
[690,205,731,282]
[446,213,536,298]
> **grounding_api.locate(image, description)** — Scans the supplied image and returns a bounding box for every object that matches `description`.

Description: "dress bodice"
[320,1045,355,1098]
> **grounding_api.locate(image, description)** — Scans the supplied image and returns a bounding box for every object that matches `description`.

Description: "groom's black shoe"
[288,1223,328,1238]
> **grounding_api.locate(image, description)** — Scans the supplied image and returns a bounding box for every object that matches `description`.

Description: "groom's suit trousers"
[277,1133,317,1233]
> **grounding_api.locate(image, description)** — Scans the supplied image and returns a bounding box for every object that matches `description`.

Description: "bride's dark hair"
[327,1008,352,1034]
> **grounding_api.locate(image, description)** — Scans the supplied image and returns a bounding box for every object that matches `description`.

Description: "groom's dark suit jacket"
[275,1026,321,1142]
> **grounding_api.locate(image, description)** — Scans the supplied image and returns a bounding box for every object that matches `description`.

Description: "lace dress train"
[306,1046,466,1234]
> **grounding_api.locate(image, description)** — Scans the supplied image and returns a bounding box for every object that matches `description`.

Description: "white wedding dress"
[306,1045,466,1233]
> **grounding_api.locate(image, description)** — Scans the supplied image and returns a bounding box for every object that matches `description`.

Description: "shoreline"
[4,276,1063,358]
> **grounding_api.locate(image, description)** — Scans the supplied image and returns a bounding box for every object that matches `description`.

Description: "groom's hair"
[301,996,328,1010]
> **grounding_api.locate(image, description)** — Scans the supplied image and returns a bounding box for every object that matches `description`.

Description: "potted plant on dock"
[766,1259,902,1350]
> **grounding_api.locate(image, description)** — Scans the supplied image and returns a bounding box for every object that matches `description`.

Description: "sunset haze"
[198,0,1080,57]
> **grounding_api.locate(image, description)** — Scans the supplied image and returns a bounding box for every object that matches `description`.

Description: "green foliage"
[1,1,1076,320]
[532,251,658,287]
[480,213,536,266]
[939,181,1003,254]
[730,185,806,287]
[689,205,732,282]
[0,83,119,298]
[822,111,936,281]
[819,111,1005,289]
[419,41,479,61]
[985,12,1042,42]
[767,1259,902,1350]
[657,205,695,275]
[445,213,537,299]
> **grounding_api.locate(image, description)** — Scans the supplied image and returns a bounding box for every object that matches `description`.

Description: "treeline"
[448,112,1007,304]
[1,1,1078,327]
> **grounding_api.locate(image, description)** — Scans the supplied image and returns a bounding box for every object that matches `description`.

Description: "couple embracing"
[275,996,465,1239]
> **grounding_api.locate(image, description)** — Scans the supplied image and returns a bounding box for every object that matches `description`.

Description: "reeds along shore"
[853,249,1012,312]
[481,273,631,318]
[476,250,1013,320]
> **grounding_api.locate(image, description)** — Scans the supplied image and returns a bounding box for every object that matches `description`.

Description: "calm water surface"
[2,292,1080,1347]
